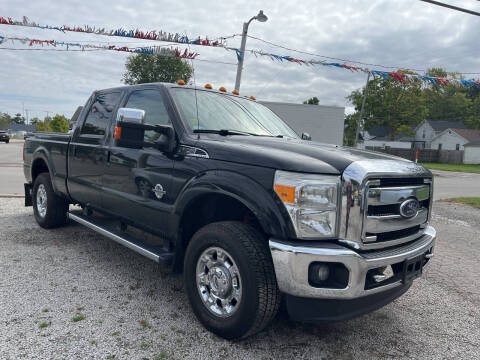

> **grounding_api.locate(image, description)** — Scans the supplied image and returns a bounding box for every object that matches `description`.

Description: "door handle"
[107,150,111,163]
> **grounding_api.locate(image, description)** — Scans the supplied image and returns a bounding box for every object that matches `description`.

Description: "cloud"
[0,0,478,118]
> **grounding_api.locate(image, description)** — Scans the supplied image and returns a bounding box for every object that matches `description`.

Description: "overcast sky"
[1,0,479,120]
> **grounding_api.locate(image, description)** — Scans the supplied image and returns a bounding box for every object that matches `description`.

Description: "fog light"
[308,262,349,289]
[309,263,330,284]
[317,264,330,281]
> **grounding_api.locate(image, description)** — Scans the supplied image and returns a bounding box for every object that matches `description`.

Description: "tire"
[184,221,281,339]
[32,172,68,228]
[5,140,9,143]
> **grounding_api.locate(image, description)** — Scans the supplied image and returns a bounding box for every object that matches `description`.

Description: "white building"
[414,120,467,149]
[464,141,480,164]
[357,125,412,149]
[260,101,344,145]
[431,128,480,151]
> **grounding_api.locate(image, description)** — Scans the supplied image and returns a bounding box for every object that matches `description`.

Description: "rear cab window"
[81,91,122,138]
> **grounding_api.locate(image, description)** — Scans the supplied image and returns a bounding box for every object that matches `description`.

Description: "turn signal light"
[114,126,122,140]
[232,89,239,95]
[250,95,256,100]
[219,86,226,92]
[205,83,212,89]
[274,184,295,204]
[177,79,185,85]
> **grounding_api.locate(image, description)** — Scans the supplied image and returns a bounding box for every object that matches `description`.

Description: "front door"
[68,91,123,209]
[102,87,175,238]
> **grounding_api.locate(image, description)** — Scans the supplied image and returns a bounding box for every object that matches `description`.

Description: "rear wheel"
[32,172,68,228]
[184,221,281,339]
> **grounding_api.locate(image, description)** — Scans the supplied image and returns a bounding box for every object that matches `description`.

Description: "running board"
[68,212,173,265]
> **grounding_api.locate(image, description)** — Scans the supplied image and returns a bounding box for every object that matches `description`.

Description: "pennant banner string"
[0,16,227,48]
[225,48,480,89]
[0,35,199,58]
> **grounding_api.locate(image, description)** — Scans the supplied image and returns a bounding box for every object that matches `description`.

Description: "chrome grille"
[340,160,433,250]
[363,182,431,244]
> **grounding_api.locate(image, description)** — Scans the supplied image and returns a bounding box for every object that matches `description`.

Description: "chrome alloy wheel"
[196,247,242,317]
[36,184,47,218]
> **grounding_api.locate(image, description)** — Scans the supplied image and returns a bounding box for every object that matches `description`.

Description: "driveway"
[431,169,480,200]
[0,199,479,359]
[0,140,24,195]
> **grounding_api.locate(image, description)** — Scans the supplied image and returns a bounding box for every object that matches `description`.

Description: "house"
[0,123,35,138]
[260,101,344,145]
[414,120,467,149]
[464,141,480,164]
[357,125,412,149]
[431,128,480,151]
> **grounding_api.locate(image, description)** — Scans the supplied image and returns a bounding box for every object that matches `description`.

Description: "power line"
[243,34,480,75]
[419,0,480,16]
[0,46,237,65]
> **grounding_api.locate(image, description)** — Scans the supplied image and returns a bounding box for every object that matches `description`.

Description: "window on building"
[81,91,122,136]
[456,144,460,151]
[438,143,442,150]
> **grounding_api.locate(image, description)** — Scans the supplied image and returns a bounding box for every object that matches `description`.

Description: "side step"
[68,212,173,266]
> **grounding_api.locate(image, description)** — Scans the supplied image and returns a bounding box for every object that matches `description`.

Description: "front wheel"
[184,221,281,339]
[32,172,68,228]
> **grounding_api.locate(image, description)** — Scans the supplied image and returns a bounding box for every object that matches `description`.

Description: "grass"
[440,197,480,209]
[38,321,50,329]
[421,163,480,173]
[72,313,86,322]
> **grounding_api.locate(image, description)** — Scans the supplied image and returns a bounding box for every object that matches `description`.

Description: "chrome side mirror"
[301,132,311,141]
[116,108,145,125]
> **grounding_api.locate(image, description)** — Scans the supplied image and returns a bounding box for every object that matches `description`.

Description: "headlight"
[274,170,340,239]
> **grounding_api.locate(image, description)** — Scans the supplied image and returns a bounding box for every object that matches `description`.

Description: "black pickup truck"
[23,82,436,339]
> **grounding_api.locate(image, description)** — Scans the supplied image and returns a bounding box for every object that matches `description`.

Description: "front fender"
[174,170,294,240]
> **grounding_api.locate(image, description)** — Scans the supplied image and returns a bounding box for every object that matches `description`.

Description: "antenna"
[185,33,200,140]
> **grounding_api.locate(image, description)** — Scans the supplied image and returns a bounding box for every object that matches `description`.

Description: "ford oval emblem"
[399,198,420,218]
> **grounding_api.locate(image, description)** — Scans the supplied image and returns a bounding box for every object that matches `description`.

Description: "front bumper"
[269,225,435,300]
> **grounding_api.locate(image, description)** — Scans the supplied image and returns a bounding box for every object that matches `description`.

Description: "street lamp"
[234,10,268,92]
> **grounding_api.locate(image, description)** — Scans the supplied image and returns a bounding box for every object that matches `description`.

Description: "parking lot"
[1,141,479,359]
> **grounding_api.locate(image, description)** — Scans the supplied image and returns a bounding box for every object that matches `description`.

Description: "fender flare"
[174,170,294,240]
[31,147,57,193]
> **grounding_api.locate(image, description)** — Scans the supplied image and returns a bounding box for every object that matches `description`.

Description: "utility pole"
[354,71,371,147]
[25,109,29,125]
[234,10,268,92]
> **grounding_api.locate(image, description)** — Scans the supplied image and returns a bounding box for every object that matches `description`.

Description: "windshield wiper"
[193,129,252,136]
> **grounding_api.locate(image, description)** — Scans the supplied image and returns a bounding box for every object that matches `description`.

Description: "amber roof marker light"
[249,95,256,100]
[219,86,227,92]
[204,83,213,89]
[232,89,239,95]
[177,79,185,85]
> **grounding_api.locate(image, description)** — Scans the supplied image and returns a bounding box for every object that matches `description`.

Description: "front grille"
[362,179,431,248]
[378,177,426,187]
[366,225,420,242]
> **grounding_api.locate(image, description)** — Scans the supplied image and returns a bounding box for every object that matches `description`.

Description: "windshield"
[170,88,299,138]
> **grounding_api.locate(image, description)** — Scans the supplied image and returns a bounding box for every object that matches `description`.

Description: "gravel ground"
[0,198,479,360]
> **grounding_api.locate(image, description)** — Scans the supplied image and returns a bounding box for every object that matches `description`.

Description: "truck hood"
[195,135,410,174]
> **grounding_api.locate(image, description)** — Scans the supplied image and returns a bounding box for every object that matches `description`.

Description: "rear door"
[102,86,175,237]
[68,90,123,208]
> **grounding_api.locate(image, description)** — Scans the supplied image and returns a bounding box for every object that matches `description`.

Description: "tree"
[123,51,193,85]
[12,113,25,124]
[34,120,51,132]
[0,113,11,128]
[303,97,319,105]
[347,69,428,141]
[422,68,471,125]
[30,117,40,125]
[50,114,70,133]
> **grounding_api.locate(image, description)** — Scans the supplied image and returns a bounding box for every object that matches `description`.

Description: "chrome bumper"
[269,225,436,299]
